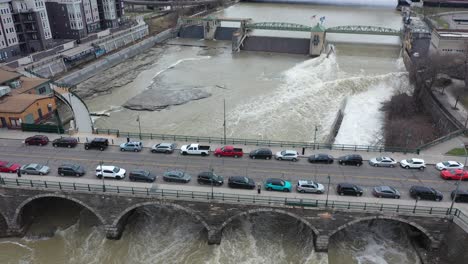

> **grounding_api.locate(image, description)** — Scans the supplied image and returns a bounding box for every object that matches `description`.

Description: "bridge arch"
[112,202,211,233]
[219,208,319,236]
[13,194,106,227]
[328,216,437,248]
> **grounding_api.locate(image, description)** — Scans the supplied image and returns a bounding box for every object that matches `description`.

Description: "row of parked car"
[27,135,468,173]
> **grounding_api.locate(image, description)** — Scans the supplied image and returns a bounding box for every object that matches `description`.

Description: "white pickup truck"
[180,143,211,156]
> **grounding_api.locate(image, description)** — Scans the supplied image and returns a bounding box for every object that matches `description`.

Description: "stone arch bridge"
[0,185,456,254]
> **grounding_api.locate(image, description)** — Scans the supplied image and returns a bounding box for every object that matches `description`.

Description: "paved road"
[0,139,467,203]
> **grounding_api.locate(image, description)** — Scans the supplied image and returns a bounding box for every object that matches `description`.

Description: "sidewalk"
[1,129,468,165]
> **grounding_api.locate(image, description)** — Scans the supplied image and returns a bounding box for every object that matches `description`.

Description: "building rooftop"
[0,68,22,85]
[0,94,52,114]
[409,17,431,34]
[11,76,49,95]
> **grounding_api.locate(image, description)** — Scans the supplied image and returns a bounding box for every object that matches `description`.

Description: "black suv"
[249,148,273,160]
[197,171,224,186]
[84,138,109,151]
[338,154,363,166]
[129,170,156,182]
[228,176,255,189]
[451,190,468,203]
[336,183,363,196]
[409,186,443,201]
[52,137,78,148]
[58,164,85,177]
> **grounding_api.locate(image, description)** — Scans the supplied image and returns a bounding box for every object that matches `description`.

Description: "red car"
[0,161,21,173]
[214,146,244,158]
[24,135,49,146]
[440,169,468,180]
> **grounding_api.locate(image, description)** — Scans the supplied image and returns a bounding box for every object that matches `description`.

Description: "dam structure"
[177,16,402,56]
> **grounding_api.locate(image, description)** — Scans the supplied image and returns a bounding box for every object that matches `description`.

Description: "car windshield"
[72,165,80,170]
[243,177,249,183]
[34,164,42,169]
[113,167,120,173]
[442,161,450,166]
[406,159,413,163]
[280,151,286,155]
[5,162,13,167]
[280,180,285,186]
[376,157,383,162]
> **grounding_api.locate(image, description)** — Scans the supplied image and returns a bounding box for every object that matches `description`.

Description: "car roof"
[130,170,148,174]
[298,180,317,185]
[445,161,461,165]
[377,186,394,191]
[410,185,431,191]
[93,138,108,142]
[338,182,356,188]
[96,165,116,170]
[230,176,247,180]
[158,143,174,147]
[266,178,282,182]
[410,158,424,162]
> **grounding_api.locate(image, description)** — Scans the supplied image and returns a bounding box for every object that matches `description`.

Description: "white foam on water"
[334,57,412,145]
[149,56,212,85]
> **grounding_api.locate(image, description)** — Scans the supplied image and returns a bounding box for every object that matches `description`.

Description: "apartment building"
[0,0,20,61]
[97,0,123,29]
[11,0,53,54]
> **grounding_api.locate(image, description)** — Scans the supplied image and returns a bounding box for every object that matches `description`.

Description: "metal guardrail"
[0,177,461,219]
[95,128,420,153]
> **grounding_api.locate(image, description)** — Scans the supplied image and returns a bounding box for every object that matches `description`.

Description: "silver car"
[369,157,397,167]
[275,150,299,161]
[296,180,325,194]
[151,143,177,154]
[20,163,50,175]
[119,141,143,152]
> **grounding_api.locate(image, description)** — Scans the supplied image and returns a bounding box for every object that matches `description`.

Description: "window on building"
[38,87,46,94]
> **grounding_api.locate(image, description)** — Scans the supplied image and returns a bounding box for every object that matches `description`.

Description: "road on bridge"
[0,139,466,203]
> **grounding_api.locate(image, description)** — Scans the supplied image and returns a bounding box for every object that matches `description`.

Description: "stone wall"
[437,221,468,264]
[58,28,175,86]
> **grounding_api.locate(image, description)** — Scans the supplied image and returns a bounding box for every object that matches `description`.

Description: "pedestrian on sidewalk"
[127,137,130,143]
[257,183,261,194]
[17,169,21,178]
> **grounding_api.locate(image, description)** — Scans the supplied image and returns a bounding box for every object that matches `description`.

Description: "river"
[0,199,421,264]
[0,2,424,263]
[77,1,411,145]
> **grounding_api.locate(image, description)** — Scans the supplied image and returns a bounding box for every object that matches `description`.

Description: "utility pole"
[325,175,331,207]
[223,98,226,145]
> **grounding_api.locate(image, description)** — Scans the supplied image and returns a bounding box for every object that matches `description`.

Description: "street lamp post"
[313,125,318,149]
[100,161,105,192]
[210,167,214,199]
[137,115,142,139]
[223,99,226,145]
[449,143,468,214]
[325,174,331,207]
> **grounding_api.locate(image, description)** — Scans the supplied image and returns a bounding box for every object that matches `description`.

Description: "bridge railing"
[94,128,420,153]
[1,177,462,219]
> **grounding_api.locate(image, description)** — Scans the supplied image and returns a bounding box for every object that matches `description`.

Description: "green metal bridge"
[245,22,401,36]
[180,17,401,36]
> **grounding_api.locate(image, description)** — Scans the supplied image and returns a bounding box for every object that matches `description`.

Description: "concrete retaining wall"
[178,25,204,39]
[241,36,310,55]
[326,98,347,144]
[215,27,238,41]
[59,29,175,86]
[437,221,468,264]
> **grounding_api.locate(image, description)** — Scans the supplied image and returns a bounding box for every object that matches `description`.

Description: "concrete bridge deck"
[0,177,463,254]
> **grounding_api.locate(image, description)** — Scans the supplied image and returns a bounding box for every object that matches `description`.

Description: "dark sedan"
[308,154,334,164]
[52,137,78,148]
[129,170,156,182]
[58,164,85,177]
[372,186,400,199]
[228,176,255,189]
[24,135,49,146]
[163,170,191,183]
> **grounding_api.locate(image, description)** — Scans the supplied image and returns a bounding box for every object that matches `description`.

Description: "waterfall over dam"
[241,0,399,7]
